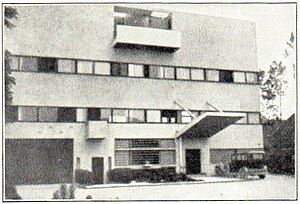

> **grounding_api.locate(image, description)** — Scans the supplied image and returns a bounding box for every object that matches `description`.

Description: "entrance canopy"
[175,112,246,138]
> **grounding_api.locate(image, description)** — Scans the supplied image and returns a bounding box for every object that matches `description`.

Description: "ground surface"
[15,174,296,201]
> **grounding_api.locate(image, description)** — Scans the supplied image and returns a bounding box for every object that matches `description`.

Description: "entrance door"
[92,157,104,184]
[186,149,201,174]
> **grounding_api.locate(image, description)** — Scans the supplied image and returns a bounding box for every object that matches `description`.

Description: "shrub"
[107,167,192,183]
[5,185,21,200]
[107,168,133,183]
[75,169,93,185]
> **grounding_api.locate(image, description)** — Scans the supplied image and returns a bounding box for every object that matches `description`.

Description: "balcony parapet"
[113,25,181,51]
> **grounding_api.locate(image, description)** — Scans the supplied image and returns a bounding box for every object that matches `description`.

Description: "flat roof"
[175,112,246,138]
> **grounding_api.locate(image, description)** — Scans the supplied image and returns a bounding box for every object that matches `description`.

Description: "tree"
[4,6,18,122]
[260,32,295,123]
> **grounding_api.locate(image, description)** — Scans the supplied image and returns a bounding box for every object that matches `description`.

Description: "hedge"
[107,167,193,183]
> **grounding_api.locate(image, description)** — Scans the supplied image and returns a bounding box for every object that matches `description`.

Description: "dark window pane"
[161,110,178,123]
[6,106,18,122]
[219,70,233,83]
[111,63,128,76]
[39,107,58,122]
[88,108,101,121]
[58,108,76,122]
[131,139,159,148]
[37,58,58,72]
[131,150,159,165]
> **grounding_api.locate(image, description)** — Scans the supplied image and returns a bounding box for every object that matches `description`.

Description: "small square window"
[129,110,145,122]
[77,61,93,74]
[100,109,112,122]
[149,66,163,78]
[191,69,204,81]
[176,68,190,80]
[10,56,19,71]
[246,73,258,84]
[57,59,76,73]
[37,57,58,73]
[128,64,144,77]
[206,70,219,81]
[19,106,38,121]
[88,108,101,121]
[161,110,178,123]
[39,107,58,122]
[234,72,246,83]
[164,67,175,79]
[146,110,161,122]
[219,70,233,83]
[113,109,128,122]
[111,63,128,76]
[6,106,18,122]
[94,62,111,75]
[58,108,76,122]
[20,57,38,71]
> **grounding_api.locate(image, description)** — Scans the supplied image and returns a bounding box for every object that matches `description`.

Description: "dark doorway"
[186,149,201,174]
[92,157,104,184]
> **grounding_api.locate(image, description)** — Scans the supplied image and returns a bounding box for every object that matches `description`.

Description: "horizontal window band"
[10,54,260,75]
[11,70,260,85]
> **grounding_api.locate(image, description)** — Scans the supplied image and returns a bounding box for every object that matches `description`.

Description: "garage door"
[5,139,73,185]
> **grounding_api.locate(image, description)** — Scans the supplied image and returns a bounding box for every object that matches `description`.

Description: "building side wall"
[11,72,260,112]
[5,5,257,71]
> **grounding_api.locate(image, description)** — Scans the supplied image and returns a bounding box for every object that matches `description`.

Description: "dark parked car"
[229,151,268,179]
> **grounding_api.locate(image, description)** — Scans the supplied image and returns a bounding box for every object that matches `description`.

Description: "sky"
[145,3,296,119]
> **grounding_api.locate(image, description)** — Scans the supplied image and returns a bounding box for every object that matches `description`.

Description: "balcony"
[86,121,109,139]
[113,25,181,52]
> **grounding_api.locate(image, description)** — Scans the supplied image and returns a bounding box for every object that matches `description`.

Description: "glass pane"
[164,67,175,79]
[113,109,128,122]
[129,110,145,122]
[191,69,204,80]
[100,109,112,122]
[234,72,246,83]
[58,108,76,122]
[124,15,150,27]
[39,107,58,122]
[111,63,128,76]
[176,68,190,80]
[149,16,170,29]
[219,70,233,83]
[206,70,219,81]
[131,139,159,148]
[57,59,76,73]
[10,56,19,70]
[20,57,38,71]
[128,64,144,77]
[77,61,93,74]
[88,108,100,121]
[19,106,38,121]
[131,150,159,165]
[37,58,58,72]
[149,65,163,78]
[246,73,258,84]
[248,113,260,124]
[146,110,161,122]
[6,106,18,122]
[94,62,110,75]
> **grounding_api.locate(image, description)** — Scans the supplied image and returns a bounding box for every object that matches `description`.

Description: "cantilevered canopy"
[175,112,246,138]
